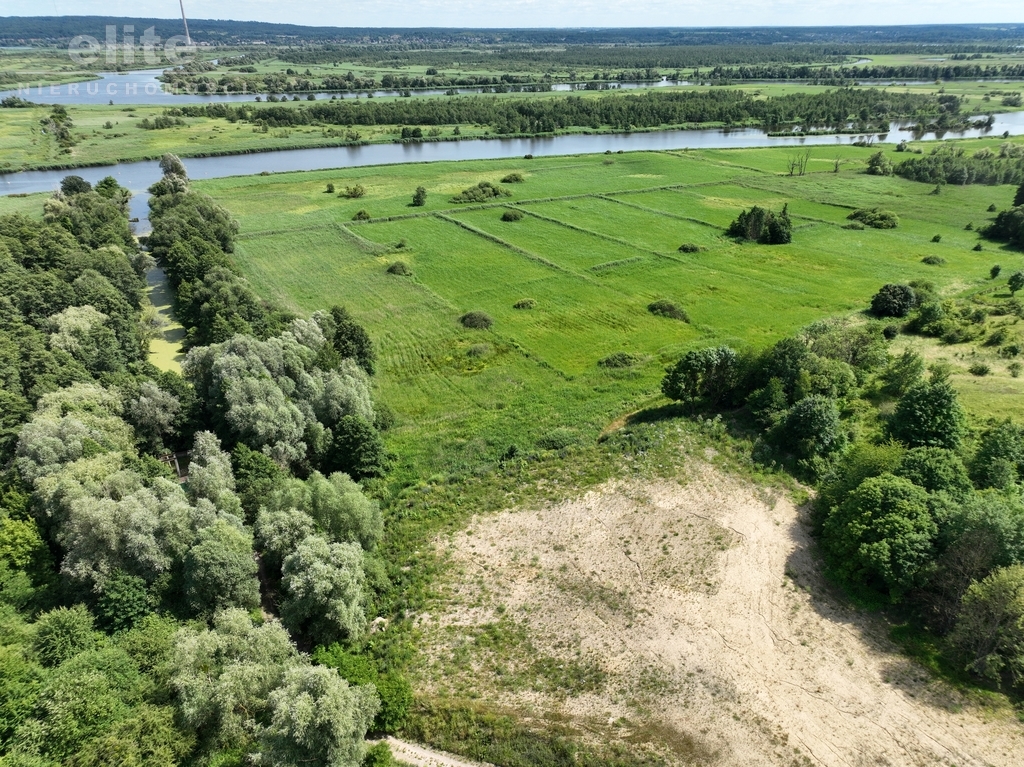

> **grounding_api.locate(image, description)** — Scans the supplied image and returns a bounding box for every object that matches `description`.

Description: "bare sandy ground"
[418,467,1024,766]
[383,737,495,767]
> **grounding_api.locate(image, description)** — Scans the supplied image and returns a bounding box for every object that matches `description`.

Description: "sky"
[4,1,1024,29]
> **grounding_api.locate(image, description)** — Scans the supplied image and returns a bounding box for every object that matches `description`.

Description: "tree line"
[173,88,948,136]
[701,62,1024,82]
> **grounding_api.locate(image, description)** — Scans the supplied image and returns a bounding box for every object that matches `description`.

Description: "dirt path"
[382,737,494,767]
[421,468,1024,766]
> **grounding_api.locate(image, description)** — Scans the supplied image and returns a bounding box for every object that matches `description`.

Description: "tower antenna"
[178,0,193,46]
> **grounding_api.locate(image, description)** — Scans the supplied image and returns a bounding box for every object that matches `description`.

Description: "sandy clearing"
[420,467,1024,766]
[381,737,495,767]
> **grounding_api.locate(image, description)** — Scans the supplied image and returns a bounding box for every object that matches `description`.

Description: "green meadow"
[189,140,1023,480]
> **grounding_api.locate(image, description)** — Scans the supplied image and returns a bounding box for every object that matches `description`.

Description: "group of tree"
[983,181,1024,250]
[174,87,950,137]
[0,159,403,765]
[659,276,1024,691]
[726,204,793,244]
[896,143,1024,188]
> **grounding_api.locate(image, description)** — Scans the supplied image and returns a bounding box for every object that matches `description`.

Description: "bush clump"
[968,362,991,376]
[598,352,640,368]
[678,243,704,253]
[843,221,865,230]
[848,208,900,229]
[339,184,365,199]
[648,299,690,322]
[501,172,524,183]
[387,261,412,276]
[352,209,371,221]
[501,209,524,222]
[466,343,491,358]
[870,284,917,318]
[459,311,493,329]
[513,298,536,309]
[726,204,793,244]
[451,182,511,204]
[922,255,946,265]
[536,427,579,451]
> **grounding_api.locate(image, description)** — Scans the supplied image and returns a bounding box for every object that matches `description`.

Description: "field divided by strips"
[198,145,1021,476]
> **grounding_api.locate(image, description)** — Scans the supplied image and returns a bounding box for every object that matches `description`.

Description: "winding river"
[3,111,1024,218]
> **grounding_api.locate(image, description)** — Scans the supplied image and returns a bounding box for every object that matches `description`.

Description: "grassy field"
[193,139,1024,483]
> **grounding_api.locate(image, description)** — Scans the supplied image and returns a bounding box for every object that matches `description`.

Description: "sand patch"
[418,467,1024,766]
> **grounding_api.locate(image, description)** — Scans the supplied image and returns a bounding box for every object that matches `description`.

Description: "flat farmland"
[198,142,1024,477]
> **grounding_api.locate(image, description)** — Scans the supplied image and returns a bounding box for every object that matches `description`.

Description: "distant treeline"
[2,18,1024,46]
[172,88,947,134]
[279,44,851,69]
[702,63,1024,81]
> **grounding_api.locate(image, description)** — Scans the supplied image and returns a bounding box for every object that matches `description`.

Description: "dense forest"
[0,158,406,766]
[171,88,952,135]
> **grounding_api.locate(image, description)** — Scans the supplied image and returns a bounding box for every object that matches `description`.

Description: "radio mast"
[178,0,193,46]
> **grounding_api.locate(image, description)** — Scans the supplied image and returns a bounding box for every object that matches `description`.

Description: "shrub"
[450,182,510,204]
[992,264,1002,279]
[726,204,793,244]
[662,346,738,404]
[501,173,524,183]
[870,284,916,318]
[501,209,524,222]
[866,151,894,176]
[1011,361,1024,378]
[888,372,967,450]
[598,352,639,368]
[648,299,690,322]
[949,565,1024,686]
[931,234,942,243]
[459,311,493,329]
[848,208,899,229]
[965,222,974,230]
[512,298,536,309]
[340,184,365,199]
[466,343,491,358]
[989,203,999,212]
[882,324,900,340]
[969,362,991,376]
[537,427,579,450]
[386,261,412,276]
[34,605,96,666]
[411,186,426,206]
[524,154,533,159]
[843,222,865,230]
[779,394,846,459]
[821,474,936,601]
[363,742,395,767]
[921,256,946,265]
[352,210,371,221]
[1011,272,1024,295]
[678,243,703,253]
[973,243,984,251]
[325,183,335,194]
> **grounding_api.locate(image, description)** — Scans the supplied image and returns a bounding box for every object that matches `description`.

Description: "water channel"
[3,110,1024,221]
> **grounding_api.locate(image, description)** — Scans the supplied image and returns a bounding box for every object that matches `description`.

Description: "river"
[3,110,1024,218]
[0,68,691,106]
